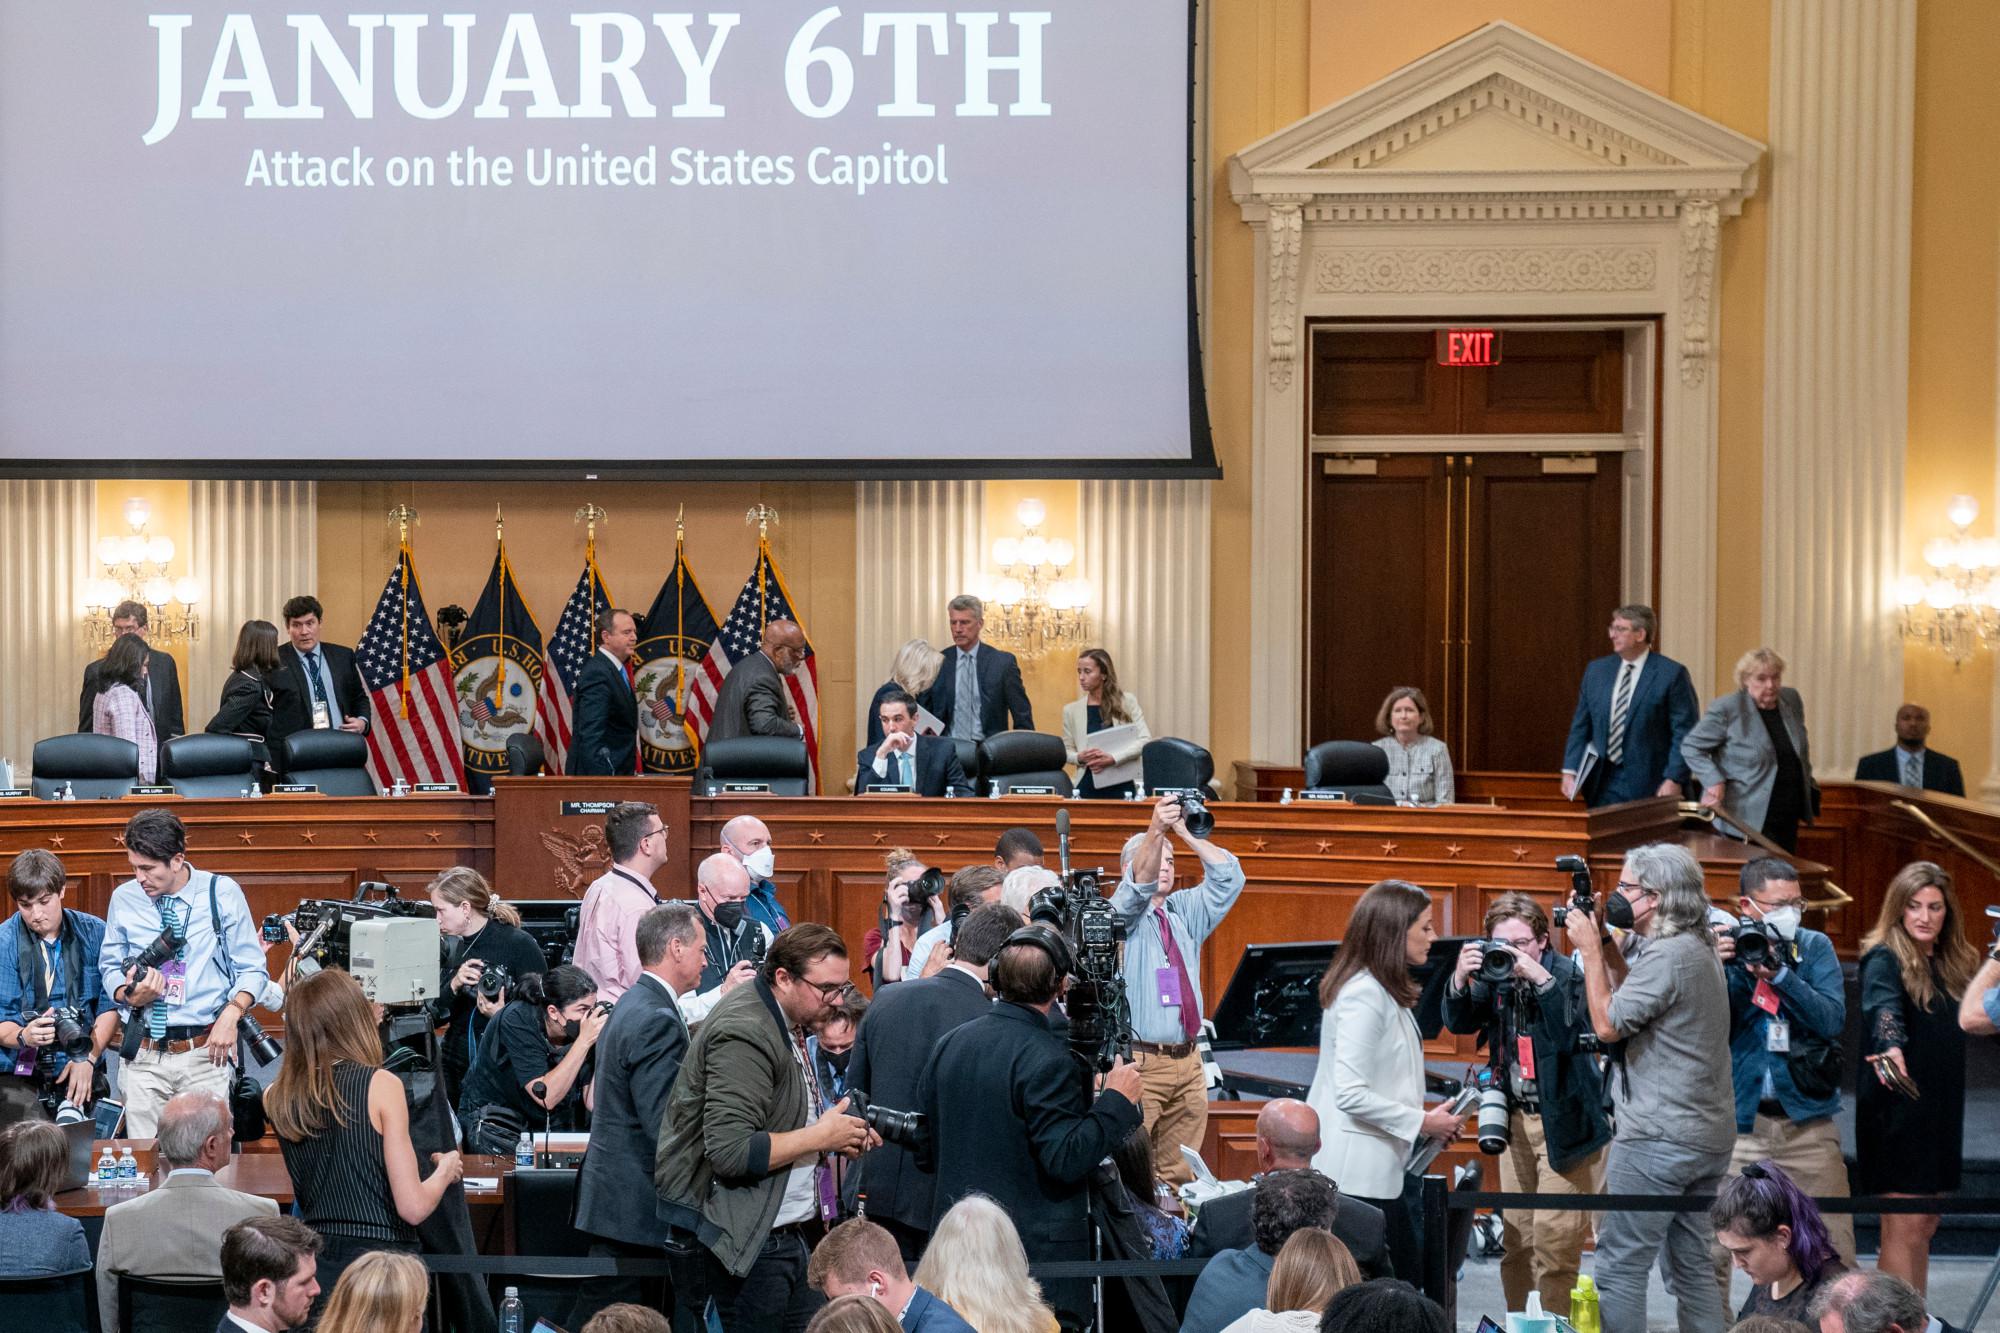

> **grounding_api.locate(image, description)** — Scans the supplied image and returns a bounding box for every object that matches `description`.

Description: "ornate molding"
[1265,195,1309,390]
[1314,244,1657,295]
[1313,73,1684,173]
[1678,196,1721,386]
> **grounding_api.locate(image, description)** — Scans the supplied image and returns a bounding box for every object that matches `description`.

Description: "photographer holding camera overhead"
[0,850,118,1120]
[1110,791,1245,1187]
[1440,889,1609,1317]
[455,963,608,1155]
[1708,857,1855,1304]
[425,866,546,1109]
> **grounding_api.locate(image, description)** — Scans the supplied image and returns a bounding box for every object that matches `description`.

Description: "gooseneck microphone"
[1055,807,1072,877]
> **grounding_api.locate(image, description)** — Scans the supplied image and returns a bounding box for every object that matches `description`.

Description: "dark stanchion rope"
[1450,1191,2000,1215]
[409,1254,1214,1279]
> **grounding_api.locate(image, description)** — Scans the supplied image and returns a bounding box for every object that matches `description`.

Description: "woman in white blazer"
[1306,879,1467,1282]
[1062,648,1152,799]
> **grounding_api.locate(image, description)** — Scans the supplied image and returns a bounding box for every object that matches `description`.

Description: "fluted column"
[1079,479,1212,747]
[853,481,984,725]
[1760,0,1914,776]
[0,481,94,777]
[188,481,317,727]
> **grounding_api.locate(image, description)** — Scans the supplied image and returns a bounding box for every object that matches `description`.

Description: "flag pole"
[492,506,506,711]
[746,504,778,626]
[389,505,418,719]
[577,504,608,647]
[674,505,686,705]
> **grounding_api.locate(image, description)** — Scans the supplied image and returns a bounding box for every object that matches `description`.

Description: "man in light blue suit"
[1561,604,1700,807]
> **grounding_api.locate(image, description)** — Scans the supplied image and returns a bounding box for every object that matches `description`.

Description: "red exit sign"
[1436,328,1502,366]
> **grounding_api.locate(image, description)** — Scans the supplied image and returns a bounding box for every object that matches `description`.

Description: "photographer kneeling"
[1567,843,1733,1333]
[456,963,607,1155]
[1441,892,1608,1316]
[918,923,1144,1328]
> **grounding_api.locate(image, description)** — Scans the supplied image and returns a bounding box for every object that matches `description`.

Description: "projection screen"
[0,3,1213,478]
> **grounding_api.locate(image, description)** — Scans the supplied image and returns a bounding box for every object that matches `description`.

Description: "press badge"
[161,959,187,1006]
[1156,967,1183,1007]
[312,698,332,730]
[1766,1019,1790,1053]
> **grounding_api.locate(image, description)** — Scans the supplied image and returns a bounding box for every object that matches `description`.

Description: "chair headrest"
[1304,740,1391,789]
[160,734,256,779]
[280,729,369,770]
[979,731,1065,774]
[31,734,140,779]
[704,736,810,778]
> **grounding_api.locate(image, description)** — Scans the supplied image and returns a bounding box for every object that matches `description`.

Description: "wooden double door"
[1307,451,1622,772]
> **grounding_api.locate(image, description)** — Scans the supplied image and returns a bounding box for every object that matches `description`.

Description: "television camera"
[1028,809,1133,1075]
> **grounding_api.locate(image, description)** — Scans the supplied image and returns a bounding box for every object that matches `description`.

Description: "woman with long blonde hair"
[427,864,547,1104]
[264,968,462,1316]
[318,1249,428,1333]
[1063,647,1151,799]
[1219,1228,1364,1332]
[914,1194,1060,1333]
[1856,861,1978,1292]
[865,638,946,747]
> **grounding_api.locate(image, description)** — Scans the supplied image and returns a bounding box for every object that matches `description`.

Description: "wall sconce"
[82,497,201,650]
[1896,493,1997,666]
[981,498,1091,662]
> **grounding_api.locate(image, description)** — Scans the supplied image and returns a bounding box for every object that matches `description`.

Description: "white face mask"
[1759,904,1802,939]
[741,846,776,880]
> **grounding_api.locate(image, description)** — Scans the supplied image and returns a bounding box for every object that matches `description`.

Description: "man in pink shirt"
[574,801,670,1001]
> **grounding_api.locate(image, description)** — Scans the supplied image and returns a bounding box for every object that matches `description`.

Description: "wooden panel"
[489,777,694,899]
[1459,329,1625,433]
[1311,330,1457,435]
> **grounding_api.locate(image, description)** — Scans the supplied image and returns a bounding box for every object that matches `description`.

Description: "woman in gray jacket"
[1681,647,1817,852]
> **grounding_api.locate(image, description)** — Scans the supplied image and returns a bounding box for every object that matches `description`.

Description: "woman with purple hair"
[1710,1160,1847,1323]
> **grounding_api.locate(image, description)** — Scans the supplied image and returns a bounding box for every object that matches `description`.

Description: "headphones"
[999,923,1074,980]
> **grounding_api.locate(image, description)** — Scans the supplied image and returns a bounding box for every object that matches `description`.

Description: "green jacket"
[655,976,811,1276]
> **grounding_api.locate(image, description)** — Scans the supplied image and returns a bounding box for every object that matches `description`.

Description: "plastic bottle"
[499,1286,525,1333]
[515,1132,535,1169]
[1280,787,1294,805]
[248,781,262,799]
[95,1147,116,1185]
[117,1145,138,1179]
[60,781,76,801]
[1570,1276,1601,1333]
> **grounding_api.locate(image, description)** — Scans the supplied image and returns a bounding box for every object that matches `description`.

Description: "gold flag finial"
[575,504,608,550]
[745,503,779,540]
[387,505,418,544]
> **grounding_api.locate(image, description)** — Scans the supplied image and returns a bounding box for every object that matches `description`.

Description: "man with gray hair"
[1812,1268,1963,1333]
[95,1090,277,1328]
[924,594,1032,741]
[1568,842,1733,1333]
[1110,793,1244,1186]
[680,852,773,1025]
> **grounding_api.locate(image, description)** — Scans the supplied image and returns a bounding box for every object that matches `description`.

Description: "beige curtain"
[0,481,95,778]
[188,480,318,732]
[1079,479,1213,748]
[853,481,985,725]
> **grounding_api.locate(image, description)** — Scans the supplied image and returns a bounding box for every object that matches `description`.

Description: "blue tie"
[147,898,182,1039]
[901,750,915,787]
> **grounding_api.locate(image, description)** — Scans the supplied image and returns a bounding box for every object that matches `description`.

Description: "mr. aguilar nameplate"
[560,800,620,816]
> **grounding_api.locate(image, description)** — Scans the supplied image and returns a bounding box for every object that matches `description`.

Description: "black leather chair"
[700,736,810,796]
[119,1275,228,1333]
[979,732,1073,797]
[0,1268,92,1331]
[1302,741,1396,804]
[30,734,138,800]
[158,734,257,798]
[277,730,377,796]
[950,738,980,792]
[1141,737,1217,797]
[488,1168,588,1328]
[506,732,548,776]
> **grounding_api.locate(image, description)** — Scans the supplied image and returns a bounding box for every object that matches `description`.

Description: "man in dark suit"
[855,691,973,798]
[846,902,1017,1258]
[807,1219,976,1332]
[1561,603,1700,806]
[918,924,1142,1323]
[923,595,1032,742]
[566,608,641,776]
[266,595,370,767]
[1186,1099,1391,1278]
[575,902,707,1329]
[706,619,808,744]
[77,600,185,744]
[219,1213,323,1332]
[1855,703,1965,797]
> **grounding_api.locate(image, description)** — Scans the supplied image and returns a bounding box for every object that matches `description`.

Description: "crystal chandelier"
[982,498,1091,662]
[81,497,202,651]
[1896,494,1998,667]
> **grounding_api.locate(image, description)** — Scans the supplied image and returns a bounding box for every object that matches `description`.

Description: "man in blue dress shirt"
[808,1218,975,1332]
[0,849,118,1116]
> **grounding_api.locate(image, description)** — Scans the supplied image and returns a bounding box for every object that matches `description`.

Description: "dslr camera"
[1028,867,1133,1073]
[1550,854,1596,929]
[1158,788,1214,839]
[25,1006,94,1061]
[125,920,186,978]
[1469,940,1519,988]
[901,866,946,926]
[476,961,513,1002]
[1729,917,1796,970]
[844,1089,926,1149]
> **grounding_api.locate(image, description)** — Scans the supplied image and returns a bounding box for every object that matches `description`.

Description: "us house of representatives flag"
[636,537,721,775]
[449,540,546,790]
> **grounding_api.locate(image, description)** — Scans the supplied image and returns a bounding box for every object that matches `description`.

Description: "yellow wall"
[92,480,193,685]
[314,481,859,778]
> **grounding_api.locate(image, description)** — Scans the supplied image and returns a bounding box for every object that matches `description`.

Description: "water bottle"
[249,781,262,799]
[95,1147,116,1185]
[499,1286,525,1333]
[117,1145,138,1179]
[1280,787,1294,805]
[515,1132,535,1169]
[1135,782,1147,800]
[1570,1275,1601,1333]
[61,781,76,801]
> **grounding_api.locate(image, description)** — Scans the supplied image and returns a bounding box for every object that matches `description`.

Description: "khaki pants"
[122,1043,234,1137]
[1710,1113,1855,1309]
[1499,1107,1604,1316]
[1134,1049,1206,1186]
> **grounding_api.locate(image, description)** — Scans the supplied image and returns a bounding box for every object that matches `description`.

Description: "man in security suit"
[854,691,973,798]
[567,608,641,776]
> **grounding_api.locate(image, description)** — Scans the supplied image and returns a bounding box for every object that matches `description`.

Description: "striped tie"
[1606,662,1635,765]
[147,898,182,1040]
[1904,751,1922,789]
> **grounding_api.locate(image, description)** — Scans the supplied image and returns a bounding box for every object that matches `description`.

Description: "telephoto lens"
[845,1090,927,1149]
[1732,919,1780,966]
[238,1014,283,1065]
[48,1007,93,1061]
[1476,1080,1511,1155]
[1476,942,1516,987]
[1177,793,1214,839]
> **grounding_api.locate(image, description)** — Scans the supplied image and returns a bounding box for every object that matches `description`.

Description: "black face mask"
[1605,891,1637,931]
[556,1015,581,1044]
[712,900,746,932]
[822,1048,851,1075]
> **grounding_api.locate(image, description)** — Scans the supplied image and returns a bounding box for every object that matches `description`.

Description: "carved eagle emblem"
[538,824,610,896]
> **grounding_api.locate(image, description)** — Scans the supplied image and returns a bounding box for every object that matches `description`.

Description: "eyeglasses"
[642,826,666,842]
[1615,881,1658,897]
[797,977,848,1001]
[1751,896,1805,912]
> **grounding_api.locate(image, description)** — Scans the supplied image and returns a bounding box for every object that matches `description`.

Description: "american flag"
[357,545,467,790]
[686,543,820,786]
[534,559,614,773]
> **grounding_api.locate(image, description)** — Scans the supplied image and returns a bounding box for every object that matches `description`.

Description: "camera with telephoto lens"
[1170,790,1214,839]
[844,1089,926,1149]
[1470,940,1518,987]
[903,866,946,926]
[1730,917,1793,969]
[1028,867,1133,1073]
[30,1006,93,1061]
[1550,854,1596,929]
[125,920,186,978]
[1475,1068,1511,1155]
[238,1013,283,1065]
[476,962,513,1002]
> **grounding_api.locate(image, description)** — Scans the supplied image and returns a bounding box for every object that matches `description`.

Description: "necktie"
[1156,907,1200,1042]
[900,749,915,787]
[1904,751,1922,789]
[1606,662,1635,765]
[305,651,329,708]
[147,898,182,1039]
[951,651,982,742]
